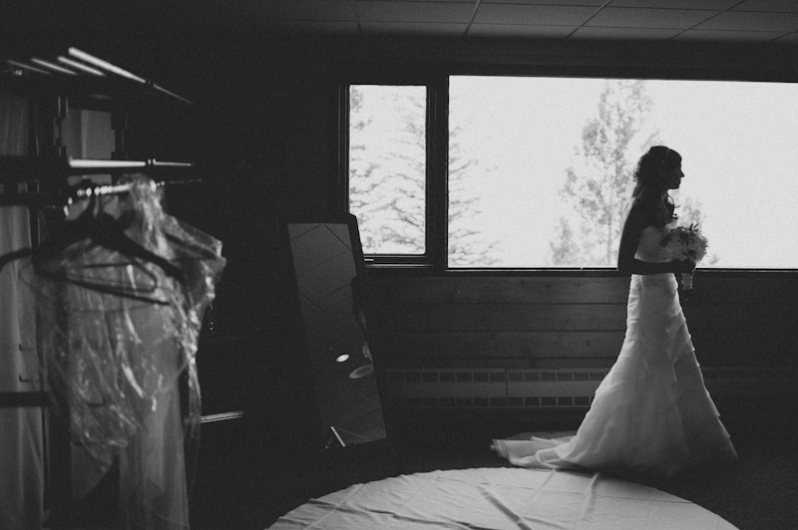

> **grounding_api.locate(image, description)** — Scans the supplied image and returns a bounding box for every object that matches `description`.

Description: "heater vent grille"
[385,367,797,409]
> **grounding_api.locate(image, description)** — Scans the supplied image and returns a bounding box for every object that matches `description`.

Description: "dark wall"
[112,29,798,338]
[82,29,798,425]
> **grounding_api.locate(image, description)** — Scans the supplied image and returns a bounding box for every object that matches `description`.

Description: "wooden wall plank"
[390,304,627,332]
[386,302,798,332]
[371,274,798,305]
[388,330,624,359]
[372,276,630,304]
[683,304,798,331]
[379,330,797,365]
[366,274,798,373]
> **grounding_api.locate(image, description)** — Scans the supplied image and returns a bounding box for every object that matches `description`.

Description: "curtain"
[0,91,44,530]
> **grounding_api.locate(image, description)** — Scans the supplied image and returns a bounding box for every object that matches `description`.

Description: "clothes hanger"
[35,207,185,282]
[40,195,187,299]
[1,190,187,305]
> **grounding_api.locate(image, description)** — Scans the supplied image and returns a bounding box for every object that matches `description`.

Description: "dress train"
[493,274,737,478]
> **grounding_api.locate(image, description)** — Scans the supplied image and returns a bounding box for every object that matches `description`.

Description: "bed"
[267,467,737,529]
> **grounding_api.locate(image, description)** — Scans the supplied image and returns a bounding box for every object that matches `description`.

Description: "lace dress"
[493,221,737,478]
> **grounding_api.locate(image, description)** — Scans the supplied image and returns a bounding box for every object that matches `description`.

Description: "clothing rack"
[0,177,202,208]
[1,46,194,190]
[3,47,192,106]
[0,158,196,205]
[0,46,196,530]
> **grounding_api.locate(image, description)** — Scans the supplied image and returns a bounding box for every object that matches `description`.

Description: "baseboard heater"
[385,367,797,409]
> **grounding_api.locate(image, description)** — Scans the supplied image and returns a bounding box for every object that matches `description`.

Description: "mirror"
[286,214,386,447]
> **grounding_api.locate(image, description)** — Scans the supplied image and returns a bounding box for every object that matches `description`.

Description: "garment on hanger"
[21,173,225,530]
[0,89,46,530]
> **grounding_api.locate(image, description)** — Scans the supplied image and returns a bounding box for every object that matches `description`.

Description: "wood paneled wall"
[82,31,798,421]
[367,273,798,410]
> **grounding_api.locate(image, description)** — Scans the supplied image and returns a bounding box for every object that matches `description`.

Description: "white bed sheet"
[267,467,737,530]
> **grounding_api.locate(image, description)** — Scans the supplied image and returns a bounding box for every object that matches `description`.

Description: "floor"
[188,399,798,530]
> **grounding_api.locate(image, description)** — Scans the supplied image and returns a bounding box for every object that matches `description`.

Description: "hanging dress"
[493,221,737,478]
[24,174,226,529]
[0,89,46,530]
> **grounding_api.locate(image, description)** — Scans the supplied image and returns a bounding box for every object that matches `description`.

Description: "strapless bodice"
[635,220,677,263]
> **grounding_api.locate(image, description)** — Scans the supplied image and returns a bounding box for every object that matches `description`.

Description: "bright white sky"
[450,76,798,268]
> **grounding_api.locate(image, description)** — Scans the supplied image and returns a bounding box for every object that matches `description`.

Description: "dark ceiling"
[5,0,798,46]
[253,0,798,43]
[3,0,797,84]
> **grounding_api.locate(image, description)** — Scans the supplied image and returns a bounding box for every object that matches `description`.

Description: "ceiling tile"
[467,23,575,38]
[262,0,356,21]
[571,26,682,39]
[361,21,469,35]
[732,0,798,12]
[587,7,718,28]
[482,0,605,5]
[473,4,597,25]
[238,0,798,41]
[696,11,798,31]
[354,1,474,23]
[277,20,361,34]
[608,0,738,8]
[674,29,785,41]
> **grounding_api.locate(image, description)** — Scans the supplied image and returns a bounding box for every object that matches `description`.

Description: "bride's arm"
[617,205,693,275]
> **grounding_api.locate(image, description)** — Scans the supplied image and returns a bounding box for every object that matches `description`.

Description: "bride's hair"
[632,145,680,226]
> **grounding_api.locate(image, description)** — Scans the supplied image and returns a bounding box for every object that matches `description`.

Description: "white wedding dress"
[493,221,738,478]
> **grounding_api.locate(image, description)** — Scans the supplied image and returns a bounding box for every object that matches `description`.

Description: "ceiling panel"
[586,8,719,29]
[695,11,798,31]
[482,0,605,5]
[264,0,357,22]
[609,0,739,8]
[216,0,798,44]
[361,21,469,35]
[731,0,798,12]
[280,20,361,34]
[354,1,474,23]
[572,26,683,40]
[473,4,597,26]
[5,0,798,45]
[467,24,575,38]
[674,29,788,41]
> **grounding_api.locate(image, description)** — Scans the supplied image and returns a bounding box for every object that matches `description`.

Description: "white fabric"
[634,220,675,263]
[267,467,738,530]
[1,91,45,530]
[493,223,737,478]
[0,206,44,530]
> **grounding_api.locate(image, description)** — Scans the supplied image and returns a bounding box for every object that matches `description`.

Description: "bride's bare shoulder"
[622,202,651,231]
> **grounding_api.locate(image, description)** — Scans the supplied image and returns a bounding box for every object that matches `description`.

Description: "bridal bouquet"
[661,224,708,290]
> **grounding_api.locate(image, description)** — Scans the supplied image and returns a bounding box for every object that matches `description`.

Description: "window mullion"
[335,83,351,215]
[428,76,449,270]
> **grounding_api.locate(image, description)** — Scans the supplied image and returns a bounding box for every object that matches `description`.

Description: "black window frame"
[336,68,448,269]
[335,62,798,274]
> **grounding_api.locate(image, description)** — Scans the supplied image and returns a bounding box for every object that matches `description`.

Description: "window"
[345,74,798,270]
[348,85,427,256]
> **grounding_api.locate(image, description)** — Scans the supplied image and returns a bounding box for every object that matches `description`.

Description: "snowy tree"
[349,85,498,265]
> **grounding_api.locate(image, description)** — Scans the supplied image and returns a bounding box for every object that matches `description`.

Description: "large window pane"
[349,85,426,255]
[450,76,798,268]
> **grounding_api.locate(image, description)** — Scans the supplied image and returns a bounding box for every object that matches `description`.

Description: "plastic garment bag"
[22,173,226,530]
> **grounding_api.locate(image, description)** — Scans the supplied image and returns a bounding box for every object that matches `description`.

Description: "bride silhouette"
[493,146,737,478]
